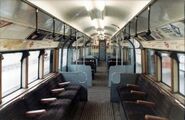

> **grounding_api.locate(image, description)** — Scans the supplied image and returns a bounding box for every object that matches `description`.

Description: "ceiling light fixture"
[84,0,106,11]
[92,19,104,29]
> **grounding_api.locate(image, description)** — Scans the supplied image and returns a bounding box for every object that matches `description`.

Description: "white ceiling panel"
[27,0,151,38]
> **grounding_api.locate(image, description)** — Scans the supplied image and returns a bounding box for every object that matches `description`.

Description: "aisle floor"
[73,61,121,120]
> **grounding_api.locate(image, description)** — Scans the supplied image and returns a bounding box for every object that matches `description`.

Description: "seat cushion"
[57,90,78,100]
[36,108,65,120]
[122,101,155,120]
[48,99,72,109]
[65,84,81,91]
[119,91,146,101]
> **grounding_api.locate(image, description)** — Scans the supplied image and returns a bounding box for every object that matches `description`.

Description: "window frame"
[178,53,185,96]
[28,51,40,84]
[135,48,142,73]
[161,52,172,87]
[44,49,52,76]
[147,49,156,76]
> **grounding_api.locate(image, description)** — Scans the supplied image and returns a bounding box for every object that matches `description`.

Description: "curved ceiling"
[27,0,151,39]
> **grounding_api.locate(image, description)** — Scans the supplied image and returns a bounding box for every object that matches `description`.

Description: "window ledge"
[0,73,58,109]
[144,75,185,108]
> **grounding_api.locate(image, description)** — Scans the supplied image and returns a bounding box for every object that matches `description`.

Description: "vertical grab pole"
[0,54,3,104]
[35,9,38,33]
[75,32,78,65]
[121,41,123,66]
[83,36,85,65]
[53,18,55,38]
[147,5,151,35]
[116,35,119,66]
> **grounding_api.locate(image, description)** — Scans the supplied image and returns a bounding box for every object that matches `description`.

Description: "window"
[58,49,62,71]
[44,50,51,75]
[178,54,185,95]
[2,53,22,97]
[162,53,172,87]
[136,49,142,73]
[73,48,80,63]
[62,49,67,68]
[147,49,155,76]
[28,51,39,84]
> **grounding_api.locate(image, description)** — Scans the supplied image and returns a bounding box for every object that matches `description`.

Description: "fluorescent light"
[92,18,104,29]
[84,0,106,11]
[92,19,98,29]
[95,0,105,11]
[84,0,93,11]
[98,29,104,35]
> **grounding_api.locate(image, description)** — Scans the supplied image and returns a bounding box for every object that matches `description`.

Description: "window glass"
[38,11,53,32]
[2,53,22,97]
[0,0,36,27]
[44,50,51,75]
[162,53,172,86]
[147,49,155,76]
[58,49,62,71]
[62,49,67,68]
[73,49,77,63]
[178,54,185,95]
[28,51,39,84]
[136,49,142,73]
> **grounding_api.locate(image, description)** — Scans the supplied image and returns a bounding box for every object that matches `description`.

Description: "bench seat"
[0,73,86,120]
[116,74,184,120]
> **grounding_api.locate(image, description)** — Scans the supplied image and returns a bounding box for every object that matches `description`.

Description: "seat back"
[139,76,184,119]
[0,98,28,120]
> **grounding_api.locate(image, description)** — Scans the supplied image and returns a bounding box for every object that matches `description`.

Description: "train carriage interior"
[0,0,184,120]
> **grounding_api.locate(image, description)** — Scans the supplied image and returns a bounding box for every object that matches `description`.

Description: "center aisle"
[73,61,121,120]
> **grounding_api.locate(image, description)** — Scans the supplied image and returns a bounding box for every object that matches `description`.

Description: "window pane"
[162,53,171,86]
[178,54,185,95]
[62,49,67,67]
[44,50,51,75]
[136,49,142,73]
[147,49,155,76]
[38,11,53,32]
[28,51,39,84]
[2,53,22,97]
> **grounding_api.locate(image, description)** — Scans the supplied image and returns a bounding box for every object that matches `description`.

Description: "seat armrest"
[58,82,70,86]
[51,88,65,94]
[126,84,140,90]
[25,109,46,117]
[40,98,57,104]
[130,90,146,96]
[145,115,168,120]
[137,100,155,108]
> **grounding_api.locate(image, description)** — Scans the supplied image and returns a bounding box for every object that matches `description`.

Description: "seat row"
[0,74,86,120]
[74,58,97,79]
[107,58,129,70]
[117,74,184,120]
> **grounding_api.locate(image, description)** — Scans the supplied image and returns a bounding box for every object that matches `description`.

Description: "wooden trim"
[0,54,2,104]
[171,59,178,92]
[141,40,184,52]
[39,53,44,79]
[141,49,147,74]
[0,39,59,52]
[156,55,161,82]
[22,57,29,88]
[55,49,59,72]
[52,49,59,73]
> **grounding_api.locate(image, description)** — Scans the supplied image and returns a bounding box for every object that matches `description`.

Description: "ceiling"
[27,0,151,39]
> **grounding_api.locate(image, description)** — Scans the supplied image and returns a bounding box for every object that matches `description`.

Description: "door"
[99,40,106,61]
